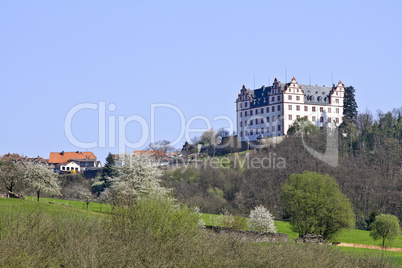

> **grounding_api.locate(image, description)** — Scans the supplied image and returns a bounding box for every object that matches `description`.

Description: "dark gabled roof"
[246,83,333,107]
[302,85,333,105]
[249,85,272,108]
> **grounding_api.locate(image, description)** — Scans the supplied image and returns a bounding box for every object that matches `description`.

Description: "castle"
[236,77,345,142]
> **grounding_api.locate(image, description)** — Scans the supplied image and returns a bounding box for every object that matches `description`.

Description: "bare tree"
[0,161,23,193]
[147,140,175,154]
[200,129,219,156]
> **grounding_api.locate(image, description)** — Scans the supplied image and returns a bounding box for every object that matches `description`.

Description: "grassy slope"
[0,197,108,220]
[23,196,111,213]
[2,199,400,266]
[201,212,402,266]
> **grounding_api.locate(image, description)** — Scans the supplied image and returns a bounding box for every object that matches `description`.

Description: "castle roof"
[245,83,334,108]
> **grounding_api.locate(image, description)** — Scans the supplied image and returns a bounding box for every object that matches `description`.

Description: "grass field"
[1,198,400,266]
[23,196,112,213]
[338,247,402,266]
[201,212,402,266]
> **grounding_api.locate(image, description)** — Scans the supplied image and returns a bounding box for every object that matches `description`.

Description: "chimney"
[61,151,64,156]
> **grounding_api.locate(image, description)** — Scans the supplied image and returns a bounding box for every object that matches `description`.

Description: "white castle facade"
[236,77,345,142]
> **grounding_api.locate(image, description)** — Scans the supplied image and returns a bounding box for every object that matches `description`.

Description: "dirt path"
[335,243,402,252]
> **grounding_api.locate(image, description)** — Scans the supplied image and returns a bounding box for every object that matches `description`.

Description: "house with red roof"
[48,151,101,173]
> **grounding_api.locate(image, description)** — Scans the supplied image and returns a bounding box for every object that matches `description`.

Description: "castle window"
[288,105,292,110]
[266,127,269,133]
[304,116,308,119]
[297,115,300,119]
[317,96,322,102]
[261,128,264,133]
[277,96,280,101]
[336,108,339,113]
[240,112,242,118]
[261,108,264,114]
[289,115,292,120]
[328,117,331,123]
[336,99,339,104]
[288,95,292,100]
[250,110,253,116]
[296,96,300,101]
[320,107,324,112]
[328,108,332,113]
[312,116,316,121]
[336,118,339,123]
[250,130,253,135]
[245,102,248,107]
[310,96,314,101]
[271,97,274,102]
[272,115,275,121]
[272,126,275,132]
[304,106,308,111]
[278,125,281,131]
[277,105,281,111]
[266,117,270,123]
[320,117,324,123]
[256,109,258,115]
[272,106,275,112]
[240,131,243,137]
[240,103,242,108]
[312,106,316,112]
[266,107,269,113]
[296,105,300,111]
[250,121,253,126]
[240,122,242,127]
[255,119,258,125]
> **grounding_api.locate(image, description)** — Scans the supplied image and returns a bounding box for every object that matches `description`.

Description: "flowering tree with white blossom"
[248,205,277,233]
[23,162,61,202]
[108,152,169,205]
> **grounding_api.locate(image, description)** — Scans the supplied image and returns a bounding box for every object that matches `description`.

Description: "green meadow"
[1,198,400,267]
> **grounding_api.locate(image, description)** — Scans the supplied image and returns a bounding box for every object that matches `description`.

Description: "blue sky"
[1,1,401,163]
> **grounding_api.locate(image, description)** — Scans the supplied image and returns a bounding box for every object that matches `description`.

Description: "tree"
[108,152,168,205]
[281,171,355,240]
[200,129,219,156]
[370,214,401,247]
[248,205,277,233]
[80,189,93,210]
[287,117,318,136]
[23,163,61,202]
[341,86,358,127]
[147,140,175,155]
[0,161,23,193]
[101,152,117,188]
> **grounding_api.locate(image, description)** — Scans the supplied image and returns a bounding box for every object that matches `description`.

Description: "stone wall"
[205,226,288,243]
[294,234,331,245]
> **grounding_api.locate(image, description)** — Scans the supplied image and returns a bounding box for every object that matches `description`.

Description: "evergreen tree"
[340,86,358,129]
[101,152,117,188]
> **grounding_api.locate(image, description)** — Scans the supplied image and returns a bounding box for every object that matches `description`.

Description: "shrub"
[248,205,277,233]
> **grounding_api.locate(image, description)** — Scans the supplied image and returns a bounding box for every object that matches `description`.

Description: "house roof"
[0,153,21,161]
[49,151,96,164]
[133,150,168,158]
